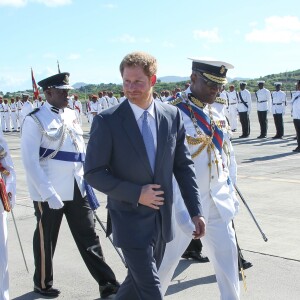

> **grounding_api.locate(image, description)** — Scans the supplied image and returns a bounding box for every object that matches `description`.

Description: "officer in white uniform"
[19,93,33,126]
[73,94,83,126]
[16,96,22,130]
[227,85,238,132]
[255,81,271,138]
[21,72,119,298]
[0,130,16,300]
[3,99,11,132]
[0,98,5,132]
[237,82,252,138]
[89,95,100,125]
[33,96,45,109]
[106,91,119,107]
[271,82,286,139]
[97,92,108,112]
[291,80,300,152]
[118,91,126,103]
[9,98,18,132]
[164,59,240,299]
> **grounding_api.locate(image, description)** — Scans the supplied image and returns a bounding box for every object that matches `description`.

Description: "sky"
[0,0,299,93]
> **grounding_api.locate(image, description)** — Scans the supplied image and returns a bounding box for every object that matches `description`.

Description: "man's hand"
[47,194,64,210]
[192,215,206,239]
[138,184,164,210]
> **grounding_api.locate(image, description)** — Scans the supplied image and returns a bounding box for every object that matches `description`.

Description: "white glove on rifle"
[47,194,64,209]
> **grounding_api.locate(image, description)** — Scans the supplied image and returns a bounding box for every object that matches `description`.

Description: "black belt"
[229,103,237,105]
[274,103,283,105]
[258,100,267,103]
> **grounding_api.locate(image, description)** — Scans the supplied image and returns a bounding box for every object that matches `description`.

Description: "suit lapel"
[154,102,168,174]
[119,100,153,177]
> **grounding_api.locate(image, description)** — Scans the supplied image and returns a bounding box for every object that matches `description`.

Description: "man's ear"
[150,75,157,86]
[190,73,197,84]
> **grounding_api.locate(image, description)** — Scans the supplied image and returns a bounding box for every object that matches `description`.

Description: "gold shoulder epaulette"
[169,97,182,106]
[215,97,227,105]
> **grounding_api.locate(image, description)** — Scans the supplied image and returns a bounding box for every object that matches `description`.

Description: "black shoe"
[242,260,253,270]
[272,135,279,139]
[232,129,237,132]
[239,135,246,138]
[99,282,120,299]
[293,147,300,152]
[181,251,209,262]
[257,135,266,139]
[34,286,61,298]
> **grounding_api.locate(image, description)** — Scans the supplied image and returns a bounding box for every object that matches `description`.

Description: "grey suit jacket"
[84,100,202,248]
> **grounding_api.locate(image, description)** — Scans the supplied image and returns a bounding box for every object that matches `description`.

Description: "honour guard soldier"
[3,99,11,132]
[16,96,22,130]
[237,82,252,138]
[19,93,33,126]
[10,98,18,132]
[0,98,5,132]
[227,85,238,132]
[271,82,286,139]
[255,81,271,138]
[89,95,100,125]
[33,96,45,109]
[98,92,108,112]
[166,58,240,299]
[21,72,120,298]
[0,130,16,300]
[118,91,126,103]
[73,94,83,126]
[291,80,300,152]
[107,91,119,107]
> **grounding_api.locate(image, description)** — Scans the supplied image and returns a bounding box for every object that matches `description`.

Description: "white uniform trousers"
[228,106,238,131]
[10,112,18,131]
[201,198,240,300]
[0,212,9,300]
[0,113,5,131]
[4,113,11,132]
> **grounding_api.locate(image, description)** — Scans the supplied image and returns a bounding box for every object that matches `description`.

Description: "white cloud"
[103,3,117,9]
[0,0,26,7]
[0,0,72,7]
[162,41,175,48]
[67,53,80,60]
[193,28,222,43]
[249,21,258,27]
[246,16,300,43]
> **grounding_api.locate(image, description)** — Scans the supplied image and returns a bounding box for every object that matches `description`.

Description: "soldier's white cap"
[240,81,247,85]
[22,93,30,97]
[274,82,282,86]
[188,58,234,84]
[257,80,265,84]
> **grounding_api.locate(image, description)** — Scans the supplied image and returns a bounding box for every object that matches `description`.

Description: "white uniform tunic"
[20,101,33,126]
[107,97,119,108]
[0,131,16,300]
[10,102,18,131]
[237,89,252,113]
[21,102,85,202]
[271,90,286,114]
[0,104,5,132]
[256,88,271,111]
[73,100,83,126]
[291,91,300,119]
[3,103,11,132]
[227,91,238,130]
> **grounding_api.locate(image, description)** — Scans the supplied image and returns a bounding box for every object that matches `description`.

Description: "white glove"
[47,194,64,209]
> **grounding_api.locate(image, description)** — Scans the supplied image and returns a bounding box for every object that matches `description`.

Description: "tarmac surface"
[5,102,300,300]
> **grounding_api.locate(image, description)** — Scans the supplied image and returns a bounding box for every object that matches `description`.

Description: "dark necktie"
[142,111,156,172]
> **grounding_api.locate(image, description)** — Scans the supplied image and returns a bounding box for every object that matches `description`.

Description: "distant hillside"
[72,82,88,89]
[158,76,190,83]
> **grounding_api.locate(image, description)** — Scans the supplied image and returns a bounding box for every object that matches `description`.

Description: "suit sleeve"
[172,108,203,218]
[84,114,142,207]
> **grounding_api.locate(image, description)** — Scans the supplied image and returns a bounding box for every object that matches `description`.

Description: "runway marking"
[239,175,300,184]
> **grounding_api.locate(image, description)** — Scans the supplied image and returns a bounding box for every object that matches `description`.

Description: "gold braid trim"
[189,97,206,108]
[203,72,227,84]
[214,97,227,105]
[169,97,182,106]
